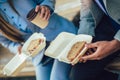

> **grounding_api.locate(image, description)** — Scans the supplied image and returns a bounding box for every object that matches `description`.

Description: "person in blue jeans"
[0,0,77,80]
[70,0,120,80]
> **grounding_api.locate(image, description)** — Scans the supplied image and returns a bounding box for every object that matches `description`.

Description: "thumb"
[85,43,97,49]
[18,46,22,54]
[35,5,40,12]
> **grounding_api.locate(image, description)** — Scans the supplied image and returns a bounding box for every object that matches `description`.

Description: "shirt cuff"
[114,30,120,41]
[40,0,55,13]
[8,43,21,54]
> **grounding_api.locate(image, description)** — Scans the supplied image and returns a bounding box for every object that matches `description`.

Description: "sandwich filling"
[27,38,44,54]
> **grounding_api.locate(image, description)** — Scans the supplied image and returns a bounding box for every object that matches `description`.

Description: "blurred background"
[0,0,80,80]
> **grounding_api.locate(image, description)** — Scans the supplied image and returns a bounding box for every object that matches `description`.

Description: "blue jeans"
[34,59,72,80]
[50,60,71,80]
[35,60,53,80]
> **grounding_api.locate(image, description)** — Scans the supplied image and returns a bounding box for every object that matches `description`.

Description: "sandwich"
[27,38,44,54]
[21,32,46,57]
[67,41,86,62]
[2,33,46,76]
[44,32,92,65]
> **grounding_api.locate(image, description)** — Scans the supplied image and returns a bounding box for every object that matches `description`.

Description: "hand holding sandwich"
[79,39,120,62]
[18,45,22,54]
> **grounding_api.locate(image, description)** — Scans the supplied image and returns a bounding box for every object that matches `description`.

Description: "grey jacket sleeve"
[78,0,104,36]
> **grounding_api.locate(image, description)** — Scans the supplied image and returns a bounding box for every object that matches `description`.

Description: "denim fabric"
[35,59,72,80]
[50,60,72,80]
[0,0,77,53]
[35,60,53,80]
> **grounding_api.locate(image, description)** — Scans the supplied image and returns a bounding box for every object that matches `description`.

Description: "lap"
[50,59,72,80]
[35,60,53,80]
[70,54,119,80]
[69,15,119,80]
[34,58,72,80]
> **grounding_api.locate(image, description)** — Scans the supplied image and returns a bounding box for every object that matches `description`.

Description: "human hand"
[79,39,120,62]
[35,5,51,20]
[18,45,22,54]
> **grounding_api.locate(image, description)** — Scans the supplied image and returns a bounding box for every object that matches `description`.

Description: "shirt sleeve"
[78,8,95,36]
[40,0,55,13]
[78,0,104,36]
[0,34,21,54]
[0,0,7,3]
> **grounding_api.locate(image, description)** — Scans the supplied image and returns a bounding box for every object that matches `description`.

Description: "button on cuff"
[19,24,21,26]
[3,8,6,11]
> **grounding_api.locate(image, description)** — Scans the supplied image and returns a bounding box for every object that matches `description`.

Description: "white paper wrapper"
[45,32,92,64]
[2,32,46,76]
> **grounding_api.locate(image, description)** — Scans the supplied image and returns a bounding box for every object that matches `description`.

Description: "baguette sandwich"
[22,32,46,57]
[2,33,46,76]
[67,41,87,64]
[27,38,44,54]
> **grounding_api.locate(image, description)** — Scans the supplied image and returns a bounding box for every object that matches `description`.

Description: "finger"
[18,50,21,54]
[82,53,97,60]
[79,58,87,63]
[85,43,98,49]
[93,47,97,52]
[43,8,50,20]
[83,59,87,63]
[79,56,85,62]
[85,49,94,56]
[71,63,75,66]
[18,46,22,54]
[82,46,102,61]
[40,6,45,18]
[35,5,40,12]
[87,49,93,54]
[46,13,50,20]
[86,52,90,55]
[79,58,83,62]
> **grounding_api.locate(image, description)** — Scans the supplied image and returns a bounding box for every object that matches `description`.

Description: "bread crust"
[67,41,86,61]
